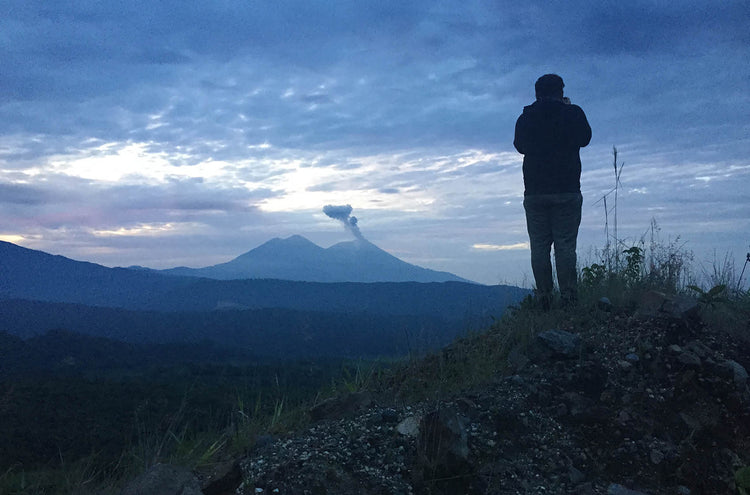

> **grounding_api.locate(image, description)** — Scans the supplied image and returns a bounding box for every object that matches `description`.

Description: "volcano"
[161,235,473,283]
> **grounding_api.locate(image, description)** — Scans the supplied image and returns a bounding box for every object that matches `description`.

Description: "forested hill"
[0,240,527,316]
[0,300,471,358]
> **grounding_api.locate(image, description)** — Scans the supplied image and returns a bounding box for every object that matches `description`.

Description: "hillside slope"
[198,296,750,495]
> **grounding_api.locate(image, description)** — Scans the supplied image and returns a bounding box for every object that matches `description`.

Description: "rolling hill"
[0,240,528,358]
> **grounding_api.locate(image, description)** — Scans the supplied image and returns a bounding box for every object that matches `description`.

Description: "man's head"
[535,74,564,100]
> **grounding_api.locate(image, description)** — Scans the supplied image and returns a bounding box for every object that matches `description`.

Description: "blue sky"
[1,1,748,286]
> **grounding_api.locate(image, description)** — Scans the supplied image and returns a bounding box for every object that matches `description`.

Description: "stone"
[663,294,701,320]
[569,465,586,484]
[417,408,470,473]
[506,374,525,385]
[396,415,421,437]
[625,353,640,362]
[532,329,581,361]
[677,351,702,368]
[506,345,530,372]
[607,483,649,495]
[650,448,665,464]
[573,362,609,398]
[199,459,242,495]
[636,290,669,317]
[120,463,202,495]
[381,408,399,423]
[597,297,613,311]
[253,434,276,450]
[636,291,700,321]
[684,340,711,359]
[616,410,630,424]
[718,360,749,389]
[679,412,703,430]
[668,344,683,354]
[309,391,373,421]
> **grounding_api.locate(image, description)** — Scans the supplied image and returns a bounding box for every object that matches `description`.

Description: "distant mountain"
[0,240,529,359]
[0,240,527,316]
[0,240,195,308]
[160,235,471,283]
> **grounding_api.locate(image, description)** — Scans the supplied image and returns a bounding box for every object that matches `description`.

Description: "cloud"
[0,182,57,206]
[472,242,529,251]
[0,1,748,285]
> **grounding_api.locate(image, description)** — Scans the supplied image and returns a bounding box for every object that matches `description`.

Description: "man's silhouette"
[514,74,591,308]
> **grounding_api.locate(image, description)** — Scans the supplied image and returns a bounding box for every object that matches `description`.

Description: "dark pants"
[523,192,582,301]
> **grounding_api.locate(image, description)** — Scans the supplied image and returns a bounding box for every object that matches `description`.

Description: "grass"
[375,229,749,406]
[2,228,747,495]
[0,355,403,494]
[0,360,350,495]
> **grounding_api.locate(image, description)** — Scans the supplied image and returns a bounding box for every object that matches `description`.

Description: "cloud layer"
[1,1,748,285]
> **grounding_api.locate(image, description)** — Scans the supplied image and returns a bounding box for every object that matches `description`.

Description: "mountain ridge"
[159,235,473,283]
[0,240,526,315]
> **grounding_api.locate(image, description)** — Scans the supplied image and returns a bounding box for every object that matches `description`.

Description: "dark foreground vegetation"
[1,236,749,494]
[0,339,369,494]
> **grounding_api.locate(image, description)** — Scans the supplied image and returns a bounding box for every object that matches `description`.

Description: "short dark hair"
[535,74,564,98]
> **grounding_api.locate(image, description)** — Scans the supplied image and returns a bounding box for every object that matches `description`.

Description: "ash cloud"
[323,204,364,241]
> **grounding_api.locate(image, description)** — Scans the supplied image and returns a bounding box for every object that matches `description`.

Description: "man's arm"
[572,105,592,148]
[513,115,527,154]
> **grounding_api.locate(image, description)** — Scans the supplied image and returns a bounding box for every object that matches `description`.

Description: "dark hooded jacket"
[514,98,591,195]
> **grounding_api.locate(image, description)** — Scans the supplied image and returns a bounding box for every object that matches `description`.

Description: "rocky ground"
[123,294,750,495]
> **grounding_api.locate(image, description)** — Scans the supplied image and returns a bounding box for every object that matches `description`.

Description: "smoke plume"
[323,204,364,240]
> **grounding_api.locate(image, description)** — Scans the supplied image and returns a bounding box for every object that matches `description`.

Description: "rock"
[718,360,749,389]
[684,340,711,359]
[309,391,373,421]
[676,351,702,368]
[396,415,421,437]
[531,329,581,361]
[506,374,525,385]
[253,434,275,450]
[607,483,649,495]
[381,407,399,423]
[650,448,665,464]
[679,411,703,430]
[636,291,700,321]
[636,290,669,317]
[506,345,530,372]
[597,297,613,311]
[569,465,586,484]
[570,361,609,398]
[417,407,470,479]
[199,459,242,495]
[120,463,202,495]
[616,410,630,424]
[663,294,701,320]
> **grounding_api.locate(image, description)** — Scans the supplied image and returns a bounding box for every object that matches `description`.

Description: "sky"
[1,1,749,287]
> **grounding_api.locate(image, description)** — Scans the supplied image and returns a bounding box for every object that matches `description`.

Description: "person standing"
[513,74,592,308]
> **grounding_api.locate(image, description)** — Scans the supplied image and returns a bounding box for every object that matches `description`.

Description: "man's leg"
[524,195,554,305]
[551,193,583,305]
